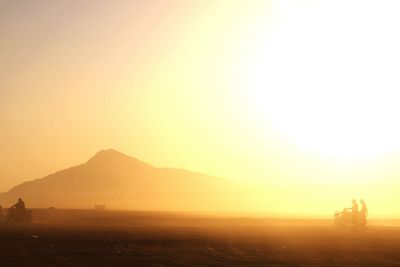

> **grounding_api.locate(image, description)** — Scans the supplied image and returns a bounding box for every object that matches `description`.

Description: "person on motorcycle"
[11,198,26,213]
[7,198,31,223]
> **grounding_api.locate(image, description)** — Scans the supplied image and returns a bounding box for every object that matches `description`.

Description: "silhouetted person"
[351,199,358,225]
[7,198,31,223]
[359,199,368,226]
[0,204,3,216]
[12,198,26,212]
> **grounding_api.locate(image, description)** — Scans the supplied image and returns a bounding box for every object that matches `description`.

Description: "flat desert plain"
[0,210,399,266]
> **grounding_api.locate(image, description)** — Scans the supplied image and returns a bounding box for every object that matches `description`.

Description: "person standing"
[359,199,368,226]
[360,199,368,215]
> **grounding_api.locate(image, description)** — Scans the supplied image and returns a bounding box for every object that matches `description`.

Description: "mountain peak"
[91,149,127,159]
[87,149,152,168]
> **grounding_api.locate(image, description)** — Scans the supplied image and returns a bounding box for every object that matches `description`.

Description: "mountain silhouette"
[0,149,238,210]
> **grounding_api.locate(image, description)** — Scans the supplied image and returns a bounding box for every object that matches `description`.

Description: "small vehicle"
[334,208,367,227]
[6,207,32,223]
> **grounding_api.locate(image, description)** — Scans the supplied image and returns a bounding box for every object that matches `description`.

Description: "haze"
[2,0,400,217]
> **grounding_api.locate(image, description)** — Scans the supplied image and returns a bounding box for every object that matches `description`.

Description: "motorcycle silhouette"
[6,206,32,223]
[334,208,367,227]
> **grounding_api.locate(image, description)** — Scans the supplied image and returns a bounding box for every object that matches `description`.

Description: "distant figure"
[351,199,358,224]
[0,204,3,216]
[12,198,26,212]
[359,199,368,226]
[360,199,368,216]
[7,198,31,223]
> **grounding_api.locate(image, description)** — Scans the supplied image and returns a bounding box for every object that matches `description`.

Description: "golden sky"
[2,1,400,216]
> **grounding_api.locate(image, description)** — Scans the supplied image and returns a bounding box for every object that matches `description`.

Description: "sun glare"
[236,1,400,159]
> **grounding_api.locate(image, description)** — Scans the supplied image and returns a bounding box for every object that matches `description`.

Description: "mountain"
[0,149,239,211]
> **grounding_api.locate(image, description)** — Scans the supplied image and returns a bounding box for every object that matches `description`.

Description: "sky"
[2,0,400,216]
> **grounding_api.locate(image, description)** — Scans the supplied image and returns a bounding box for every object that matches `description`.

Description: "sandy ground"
[0,210,400,266]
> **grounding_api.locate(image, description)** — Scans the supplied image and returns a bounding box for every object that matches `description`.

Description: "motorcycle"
[334,208,367,227]
[6,207,32,223]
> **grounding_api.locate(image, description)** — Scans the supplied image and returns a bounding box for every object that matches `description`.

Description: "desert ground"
[0,210,400,266]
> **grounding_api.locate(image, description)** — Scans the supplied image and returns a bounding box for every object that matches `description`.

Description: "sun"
[235,1,400,159]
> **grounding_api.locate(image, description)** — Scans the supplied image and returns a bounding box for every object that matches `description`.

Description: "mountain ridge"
[0,149,237,211]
